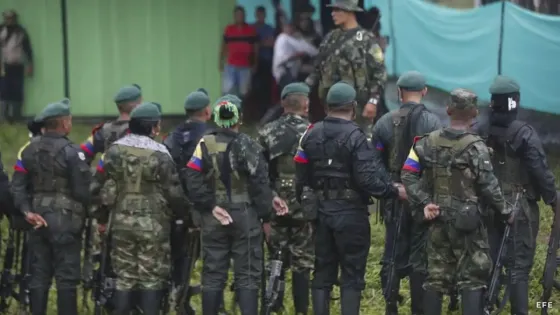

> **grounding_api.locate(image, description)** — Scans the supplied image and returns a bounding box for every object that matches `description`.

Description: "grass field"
[0,122,558,314]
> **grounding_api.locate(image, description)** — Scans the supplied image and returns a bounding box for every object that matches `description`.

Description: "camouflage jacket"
[307,27,386,107]
[401,128,510,218]
[96,134,186,226]
[258,113,310,219]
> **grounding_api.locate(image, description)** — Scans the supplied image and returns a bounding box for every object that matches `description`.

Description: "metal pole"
[497,0,506,74]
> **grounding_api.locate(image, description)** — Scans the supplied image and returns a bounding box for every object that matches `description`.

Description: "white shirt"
[272,33,319,82]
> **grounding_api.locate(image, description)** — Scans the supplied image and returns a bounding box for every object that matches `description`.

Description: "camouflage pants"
[111,225,171,291]
[269,219,314,273]
[425,221,491,293]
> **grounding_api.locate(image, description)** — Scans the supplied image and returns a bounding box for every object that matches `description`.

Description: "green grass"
[0,122,559,314]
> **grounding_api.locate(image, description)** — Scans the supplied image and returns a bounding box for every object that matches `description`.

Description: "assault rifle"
[18,231,30,314]
[383,199,405,309]
[541,191,560,315]
[93,214,116,315]
[261,248,285,315]
[175,225,201,315]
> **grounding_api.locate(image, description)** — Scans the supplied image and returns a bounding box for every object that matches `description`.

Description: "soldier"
[372,71,442,315]
[484,76,557,315]
[185,99,287,315]
[95,103,186,314]
[305,0,385,137]
[79,85,142,164]
[11,99,92,315]
[401,89,514,315]
[294,82,406,315]
[257,82,314,314]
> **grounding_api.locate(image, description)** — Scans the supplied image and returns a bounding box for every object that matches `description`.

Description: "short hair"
[282,94,305,110]
[43,117,63,130]
[129,118,158,136]
[117,99,139,114]
[256,6,266,13]
[328,102,356,113]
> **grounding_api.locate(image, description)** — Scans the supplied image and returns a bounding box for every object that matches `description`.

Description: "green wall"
[0,0,235,116]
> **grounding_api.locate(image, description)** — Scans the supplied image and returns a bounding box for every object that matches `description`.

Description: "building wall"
[0,0,235,116]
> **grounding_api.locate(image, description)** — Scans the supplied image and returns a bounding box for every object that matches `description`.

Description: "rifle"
[383,199,404,308]
[17,231,30,314]
[541,191,560,315]
[93,213,116,315]
[176,226,201,315]
[260,248,285,315]
[0,227,16,313]
[82,217,94,312]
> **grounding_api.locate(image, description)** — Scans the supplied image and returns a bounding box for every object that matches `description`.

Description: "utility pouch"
[453,203,481,232]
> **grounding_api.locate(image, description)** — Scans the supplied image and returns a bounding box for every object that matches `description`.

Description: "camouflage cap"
[448,88,478,110]
[40,98,71,120]
[326,82,356,107]
[281,82,310,99]
[327,0,363,12]
[184,91,210,111]
[130,102,161,121]
[396,71,426,91]
[489,75,520,95]
[114,85,142,103]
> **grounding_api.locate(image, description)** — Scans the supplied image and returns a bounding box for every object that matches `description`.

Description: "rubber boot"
[311,289,330,315]
[510,282,529,315]
[56,288,77,315]
[270,289,285,312]
[202,290,222,315]
[461,288,484,315]
[237,289,258,315]
[111,290,133,315]
[137,290,163,315]
[340,288,361,315]
[409,272,425,315]
[292,271,310,314]
[423,290,443,315]
[30,288,49,315]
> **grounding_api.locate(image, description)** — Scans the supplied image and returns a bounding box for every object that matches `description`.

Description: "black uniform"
[294,117,398,315]
[11,132,91,315]
[0,151,11,218]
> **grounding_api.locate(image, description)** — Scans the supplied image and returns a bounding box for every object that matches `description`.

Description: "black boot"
[292,271,310,314]
[30,288,49,315]
[202,290,222,315]
[340,288,361,315]
[271,289,285,312]
[137,290,164,315]
[56,289,77,315]
[510,282,529,315]
[409,272,425,315]
[111,290,133,315]
[237,289,258,315]
[423,290,443,315]
[461,288,483,315]
[312,289,331,315]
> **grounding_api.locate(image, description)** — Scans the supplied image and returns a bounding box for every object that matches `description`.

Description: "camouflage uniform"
[372,71,442,315]
[484,76,557,315]
[401,89,512,315]
[97,103,186,315]
[185,100,274,315]
[258,97,314,314]
[306,0,386,137]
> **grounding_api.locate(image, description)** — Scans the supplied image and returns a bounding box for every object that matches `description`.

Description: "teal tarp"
[368,0,560,114]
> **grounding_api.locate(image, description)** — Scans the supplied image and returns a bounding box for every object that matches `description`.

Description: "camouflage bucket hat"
[327,0,363,12]
[448,88,478,110]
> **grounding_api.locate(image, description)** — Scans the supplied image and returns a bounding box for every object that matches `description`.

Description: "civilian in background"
[220,6,258,100]
[273,22,318,93]
[0,9,33,123]
[293,5,322,82]
[253,6,275,114]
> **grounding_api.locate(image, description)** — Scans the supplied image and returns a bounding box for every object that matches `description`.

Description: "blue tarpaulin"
[369,0,560,114]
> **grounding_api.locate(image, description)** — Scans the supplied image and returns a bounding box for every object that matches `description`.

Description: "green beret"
[114,85,142,103]
[130,102,161,120]
[41,99,71,120]
[448,88,478,110]
[281,82,310,99]
[326,82,356,106]
[184,91,210,111]
[215,94,242,110]
[197,88,209,96]
[397,71,426,91]
[489,75,520,95]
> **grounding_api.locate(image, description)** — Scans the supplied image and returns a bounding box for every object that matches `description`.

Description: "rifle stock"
[383,198,404,308]
[484,221,512,314]
[93,214,116,315]
[540,191,560,315]
[176,227,201,315]
[261,249,284,315]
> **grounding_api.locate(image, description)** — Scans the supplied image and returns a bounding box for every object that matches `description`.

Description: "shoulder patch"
[91,122,105,135]
[78,151,86,161]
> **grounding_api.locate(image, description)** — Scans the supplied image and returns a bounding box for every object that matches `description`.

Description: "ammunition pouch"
[452,203,481,232]
[300,187,318,221]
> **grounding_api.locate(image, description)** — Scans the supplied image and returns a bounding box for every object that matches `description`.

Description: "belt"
[317,189,361,201]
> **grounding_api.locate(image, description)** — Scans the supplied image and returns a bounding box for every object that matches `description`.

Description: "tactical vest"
[424,130,482,211]
[203,133,249,205]
[309,124,362,202]
[388,106,413,175]
[31,136,72,195]
[487,121,533,197]
[101,120,129,150]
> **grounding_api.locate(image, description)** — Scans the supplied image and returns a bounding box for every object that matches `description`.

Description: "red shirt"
[223,23,257,67]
